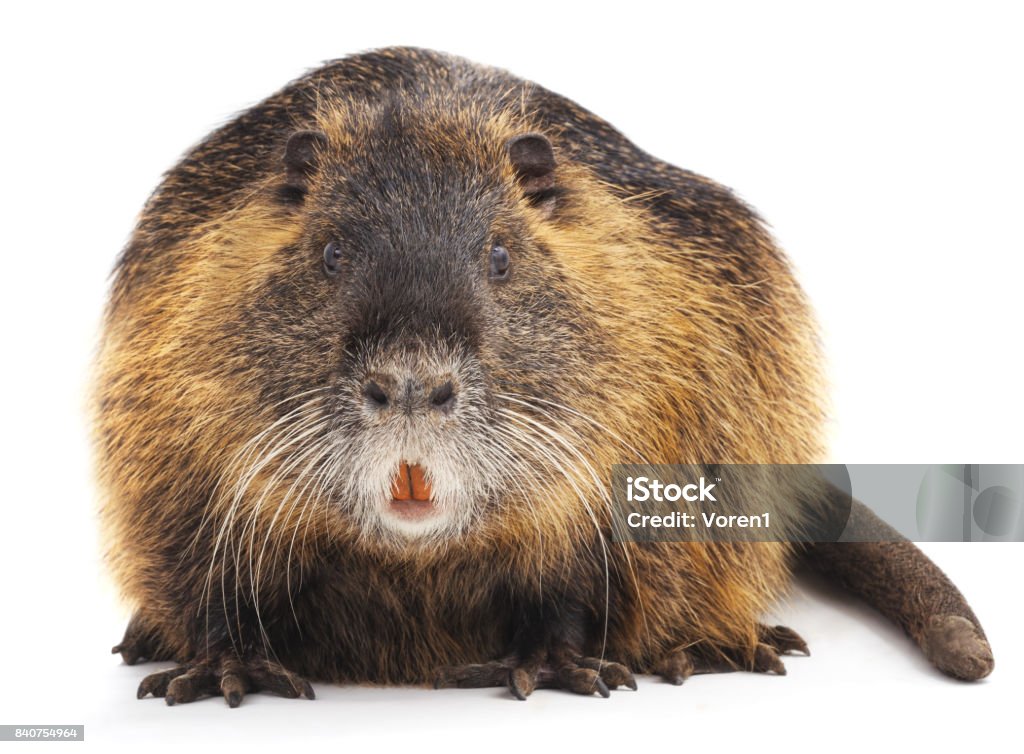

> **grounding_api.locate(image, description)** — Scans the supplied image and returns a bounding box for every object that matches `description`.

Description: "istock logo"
[625,475,718,503]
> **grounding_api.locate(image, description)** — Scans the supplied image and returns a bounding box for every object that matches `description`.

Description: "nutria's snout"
[337,345,494,543]
[362,372,458,415]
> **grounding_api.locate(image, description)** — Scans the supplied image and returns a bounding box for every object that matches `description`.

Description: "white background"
[1,1,1021,752]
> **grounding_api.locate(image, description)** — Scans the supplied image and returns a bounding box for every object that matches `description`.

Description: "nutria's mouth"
[388,462,436,520]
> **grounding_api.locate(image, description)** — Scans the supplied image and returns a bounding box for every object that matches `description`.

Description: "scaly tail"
[801,487,994,681]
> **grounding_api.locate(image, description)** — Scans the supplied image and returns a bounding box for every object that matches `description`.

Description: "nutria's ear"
[507,133,557,212]
[282,130,328,199]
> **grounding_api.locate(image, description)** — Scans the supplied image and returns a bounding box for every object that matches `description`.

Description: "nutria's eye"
[323,241,342,276]
[489,244,510,280]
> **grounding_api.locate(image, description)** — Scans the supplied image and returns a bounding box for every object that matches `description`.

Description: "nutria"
[94,46,993,706]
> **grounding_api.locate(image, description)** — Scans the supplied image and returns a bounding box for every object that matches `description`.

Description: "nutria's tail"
[801,487,994,681]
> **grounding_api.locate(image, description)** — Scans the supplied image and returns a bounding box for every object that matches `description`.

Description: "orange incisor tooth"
[391,463,432,501]
[391,462,413,500]
[409,464,432,501]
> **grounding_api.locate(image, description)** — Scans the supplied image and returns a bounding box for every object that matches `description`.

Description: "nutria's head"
[229,96,624,547]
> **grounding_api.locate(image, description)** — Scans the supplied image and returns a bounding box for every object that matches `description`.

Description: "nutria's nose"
[363,375,457,413]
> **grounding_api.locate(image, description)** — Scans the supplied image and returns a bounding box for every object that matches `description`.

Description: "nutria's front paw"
[434,648,636,700]
[137,655,315,707]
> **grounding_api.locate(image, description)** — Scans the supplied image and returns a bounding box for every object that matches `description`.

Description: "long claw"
[137,666,189,699]
[753,643,787,675]
[760,625,811,656]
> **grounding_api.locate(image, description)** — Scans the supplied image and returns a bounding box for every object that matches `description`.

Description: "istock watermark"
[625,475,718,503]
[609,464,1024,543]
